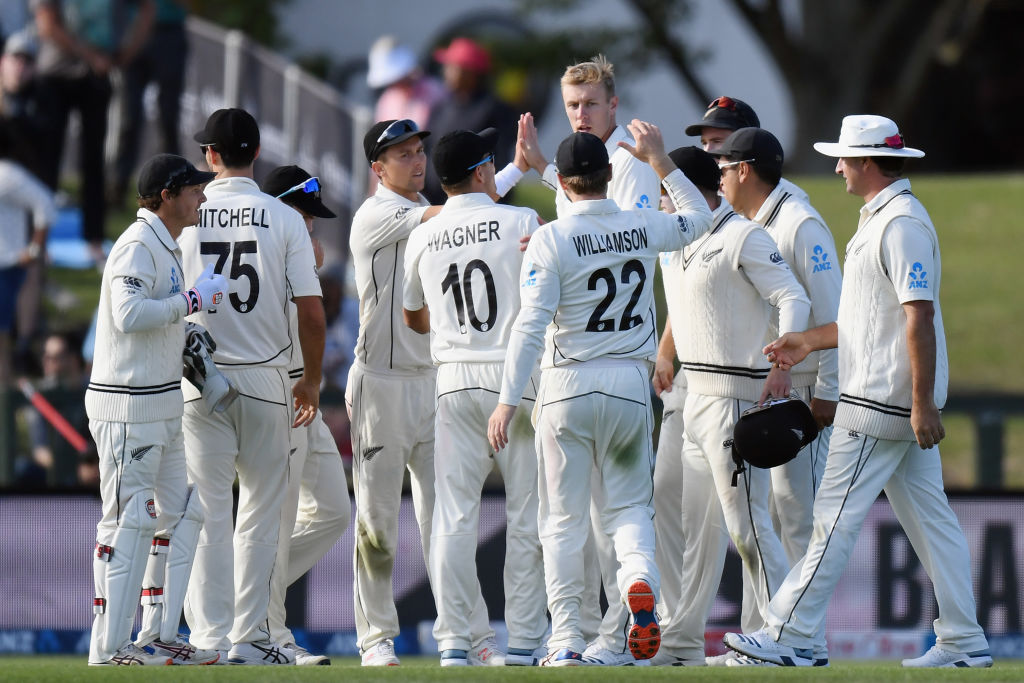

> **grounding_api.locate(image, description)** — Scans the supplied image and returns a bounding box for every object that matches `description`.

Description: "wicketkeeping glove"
[182,323,238,413]
[181,263,228,315]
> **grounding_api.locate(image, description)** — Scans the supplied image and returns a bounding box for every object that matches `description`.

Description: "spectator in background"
[111,0,189,206]
[423,37,516,203]
[0,28,45,174]
[0,121,56,386]
[369,35,444,128]
[32,0,156,264]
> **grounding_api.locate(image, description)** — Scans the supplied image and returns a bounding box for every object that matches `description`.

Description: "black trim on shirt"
[838,393,913,417]
[680,362,770,380]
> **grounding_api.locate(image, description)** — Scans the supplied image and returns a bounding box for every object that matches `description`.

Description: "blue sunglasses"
[276,176,321,199]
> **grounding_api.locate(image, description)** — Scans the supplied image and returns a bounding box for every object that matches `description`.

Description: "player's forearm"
[295,296,326,384]
[802,322,839,352]
[657,317,675,364]
[663,169,712,235]
[499,325,544,406]
[403,306,430,334]
[904,301,937,407]
[494,163,524,198]
[778,297,810,336]
[113,294,187,333]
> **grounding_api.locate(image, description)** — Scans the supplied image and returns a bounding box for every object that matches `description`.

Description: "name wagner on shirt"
[427,220,501,252]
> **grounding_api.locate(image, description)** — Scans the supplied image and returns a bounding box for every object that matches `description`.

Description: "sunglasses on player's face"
[276,176,321,199]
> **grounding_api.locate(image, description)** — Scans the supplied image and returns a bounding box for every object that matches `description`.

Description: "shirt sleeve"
[284,213,323,299]
[357,200,430,252]
[881,216,937,303]
[791,218,842,400]
[499,233,559,405]
[402,229,427,311]
[108,240,188,333]
[649,169,713,252]
[739,227,810,335]
[494,163,525,199]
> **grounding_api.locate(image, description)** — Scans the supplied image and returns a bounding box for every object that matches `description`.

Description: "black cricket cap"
[363,118,430,163]
[667,146,720,193]
[712,127,784,175]
[432,128,498,185]
[262,165,337,219]
[555,132,608,177]
[685,95,760,137]
[732,398,818,469]
[137,153,216,198]
[193,108,260,155]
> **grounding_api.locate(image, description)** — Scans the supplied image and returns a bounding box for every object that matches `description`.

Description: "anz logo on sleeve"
[522,263,537,288]
[811,245,832,273]
[908,262,929,289]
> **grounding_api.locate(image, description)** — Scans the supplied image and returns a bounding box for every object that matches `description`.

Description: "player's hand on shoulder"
[292,377,320,428]
[620,119,666,164]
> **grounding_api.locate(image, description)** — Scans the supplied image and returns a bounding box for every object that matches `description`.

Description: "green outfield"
[3,656,1024,681]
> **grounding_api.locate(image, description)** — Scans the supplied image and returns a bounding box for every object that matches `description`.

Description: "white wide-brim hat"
[813,115,924,158]
[367,42,417,89]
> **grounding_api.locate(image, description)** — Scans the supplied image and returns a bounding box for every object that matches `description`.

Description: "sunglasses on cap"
[466,153,494,172]
[276,176,321,199]
[708,96,738,112]
[718,158,754,170]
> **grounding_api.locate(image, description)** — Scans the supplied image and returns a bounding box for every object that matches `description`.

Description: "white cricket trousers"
[268,411,351,646]
[652,378,686,641]
[767,429,989,653]
[670,392,789,660]
[183,366,291,650]
[431,362,547,652]
[535,361,660,655]
[89,418,187,663]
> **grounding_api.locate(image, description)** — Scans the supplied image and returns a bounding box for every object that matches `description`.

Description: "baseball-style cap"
[262,165,337,219]
[137,153,216,198]
[685,96,760,137]
[433,37,491,74]
[712,127,784,175]
[813,114,924,158]
[432,128,498,186]
[667,146,721,193]
[363,118,430,163]
[732,397,818,469]
[193,108,260,155]
[555,132,609,177]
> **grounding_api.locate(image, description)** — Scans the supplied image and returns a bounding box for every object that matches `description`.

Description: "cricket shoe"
[227,640,295,665]
[706,650,740,666]
[901,645,993,668]
[440,649,469,666]
[582,644,650,666]
[285,642,330,665]
[626,580,660,660]
[88,643,173,666]
[505,647,539,666]
[726,654,779,666]
[361,638,400,666]
[648,650,705,666]
[146,637,220,664]
[723,629,813,666]
[469,636,505,665]
[540,647,585,666]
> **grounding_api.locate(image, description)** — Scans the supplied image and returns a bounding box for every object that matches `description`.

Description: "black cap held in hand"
[193,108,260,154]
[262,165,337,219]
[555,132,609,177]
[432,128,498,185]
[712,127,784,175]
[667,146,721,193]
[137,154,216,198]
[732,398,818,469]
[684,95,760,136]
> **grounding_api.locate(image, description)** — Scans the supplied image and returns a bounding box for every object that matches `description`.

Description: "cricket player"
[515,55,661,665]
[180,108,325,666]
[664,140,810,666]
[488,121,712,666]
[86,153,222,666]
[403,128,547,667]
[348,118,498,667]
[262,165,352,666]
[724,115,992,668]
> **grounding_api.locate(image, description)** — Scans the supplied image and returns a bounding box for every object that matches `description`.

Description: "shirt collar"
[204,176,261,194]
[563,197,621,216]
[375,182,429,207]
[440,193,495,211]
[136,208,180,251]
[604,125,628,154]
[861,178,912,217]
[713,198,735,221]
[751,183,788,225]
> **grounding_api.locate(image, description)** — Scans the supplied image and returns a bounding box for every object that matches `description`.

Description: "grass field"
[4,656,1024,682]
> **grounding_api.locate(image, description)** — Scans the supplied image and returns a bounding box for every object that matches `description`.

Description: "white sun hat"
[813,115,924,158]
[367,37,417,89]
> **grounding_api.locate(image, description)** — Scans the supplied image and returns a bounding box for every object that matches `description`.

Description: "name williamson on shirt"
[198,207,271,228]
[427,220,500,252]
[572,227,648,258]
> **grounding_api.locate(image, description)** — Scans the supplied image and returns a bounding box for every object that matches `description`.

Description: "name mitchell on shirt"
[572,226,648,258]
[198,207,271,228]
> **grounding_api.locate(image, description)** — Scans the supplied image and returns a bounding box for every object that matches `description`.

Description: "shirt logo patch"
[395,207,411,220]
[635,195,652,209]
[908,262,929,289]
[675,215,689,233]
[522,263,537,288]
[702,248,723,263]
[130,445,154,461]
[770,251,785,265]
[362,445,384,461]
[169,267,181,294]
[122,276,142,294]
[811,245,832,273]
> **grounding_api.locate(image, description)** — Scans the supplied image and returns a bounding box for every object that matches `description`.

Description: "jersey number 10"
[441,259,497,334]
